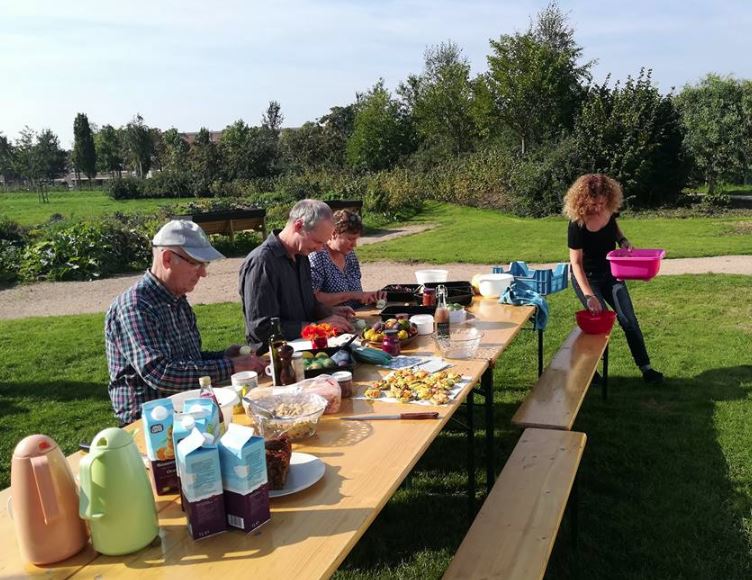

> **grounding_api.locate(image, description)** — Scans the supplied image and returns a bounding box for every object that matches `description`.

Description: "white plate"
[269,452,325,498]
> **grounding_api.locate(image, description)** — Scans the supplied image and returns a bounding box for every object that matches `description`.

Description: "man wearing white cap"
[105,219,265,425]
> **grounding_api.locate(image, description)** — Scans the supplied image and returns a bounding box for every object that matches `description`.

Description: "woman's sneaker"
[642,368,664,384]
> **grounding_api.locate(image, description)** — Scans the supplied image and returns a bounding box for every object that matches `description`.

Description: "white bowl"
[410,314,434,335]
[415,269,448,284]
[477,273,514,297]
[169,387,239,426]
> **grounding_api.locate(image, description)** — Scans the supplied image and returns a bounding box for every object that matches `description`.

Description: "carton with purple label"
[176,428,227,540]
[218,424,270,533]
[142,398,178,495]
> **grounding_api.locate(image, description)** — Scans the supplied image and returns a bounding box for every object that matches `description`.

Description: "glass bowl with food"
[244,389,327,441]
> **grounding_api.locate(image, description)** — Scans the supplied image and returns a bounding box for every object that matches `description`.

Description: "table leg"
[482,367,494,494]
[602,344,609,400]
[467,388,476,518]
[538,328,544,377]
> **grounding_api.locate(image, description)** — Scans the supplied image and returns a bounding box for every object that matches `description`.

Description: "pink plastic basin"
[576,309,616,335]
[607,248,666,281]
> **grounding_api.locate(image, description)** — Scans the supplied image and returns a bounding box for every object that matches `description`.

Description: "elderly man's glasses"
[166,249,208,271]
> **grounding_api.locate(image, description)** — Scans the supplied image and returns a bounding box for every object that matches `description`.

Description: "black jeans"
[572,272,651,369]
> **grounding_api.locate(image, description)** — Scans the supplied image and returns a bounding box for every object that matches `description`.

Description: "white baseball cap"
[152,220,225,262]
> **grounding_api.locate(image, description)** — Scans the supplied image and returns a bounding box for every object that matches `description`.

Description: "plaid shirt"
[105,271,233,425]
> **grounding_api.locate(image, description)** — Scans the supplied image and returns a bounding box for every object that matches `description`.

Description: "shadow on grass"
[545,365,752,580]
[336,365,752,579]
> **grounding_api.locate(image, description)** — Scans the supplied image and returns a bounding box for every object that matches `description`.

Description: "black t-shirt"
[568,215,619,275]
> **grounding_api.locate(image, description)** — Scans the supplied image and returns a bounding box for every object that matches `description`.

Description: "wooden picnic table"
[1,300,535,580]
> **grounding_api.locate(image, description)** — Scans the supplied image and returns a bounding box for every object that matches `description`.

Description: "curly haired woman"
[563,174,663,384]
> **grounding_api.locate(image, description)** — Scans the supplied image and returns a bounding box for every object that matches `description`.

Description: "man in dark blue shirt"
[239,200,354,353]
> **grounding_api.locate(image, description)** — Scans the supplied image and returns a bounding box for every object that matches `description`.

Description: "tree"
[160,128,190,173]
[347,80,417,171]
[123,114,153,178]
[219,120,253,180]
[0,133,15,184]
[13,127,40,187]
[262,101,284,135]
[72,113,97,184]
[189,127,219,194]
[483,2,591,155]
[676,74,746,193]
[95,125,123,177]
[34,129,67,181]
[280,123,327,171]
[573,69,687,206]
[318,105,356,167]
[399,41,478,156]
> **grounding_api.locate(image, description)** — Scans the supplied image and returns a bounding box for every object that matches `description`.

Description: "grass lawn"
[357,202,752,263]
[1,275,750,578]
[0,189,179,225]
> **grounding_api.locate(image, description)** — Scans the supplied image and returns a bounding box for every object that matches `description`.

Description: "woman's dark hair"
[333,209,363,235]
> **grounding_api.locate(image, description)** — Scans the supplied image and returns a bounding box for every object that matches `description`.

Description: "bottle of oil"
[268,317,286,386]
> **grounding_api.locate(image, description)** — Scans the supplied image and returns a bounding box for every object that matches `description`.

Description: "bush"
[507,137,581,217]
[106,177,143,200]
[0,240,21,285]
[0,216,27,245]
[363,168,424,221]
[142,171,194,198]
[19,220,151,282]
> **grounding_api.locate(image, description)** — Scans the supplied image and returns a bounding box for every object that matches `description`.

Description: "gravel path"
[0,221,749,320]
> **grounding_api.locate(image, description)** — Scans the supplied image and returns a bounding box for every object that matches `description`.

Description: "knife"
[341,412,440,421]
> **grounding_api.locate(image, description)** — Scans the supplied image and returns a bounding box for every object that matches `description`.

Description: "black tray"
[379,305,437,320]
[381,284,421,303]
[298,346,355,379]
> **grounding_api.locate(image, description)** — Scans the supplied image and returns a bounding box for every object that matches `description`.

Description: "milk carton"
[172,412,208,511]
[218,424,270,533]
[141,398,178,495]
[182,398,220,438]
[176,428,227,540]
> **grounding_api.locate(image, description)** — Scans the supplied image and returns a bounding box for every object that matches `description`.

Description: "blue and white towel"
[499,282,549,330]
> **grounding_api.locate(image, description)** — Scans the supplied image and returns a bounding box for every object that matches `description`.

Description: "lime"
[301,351,314,359]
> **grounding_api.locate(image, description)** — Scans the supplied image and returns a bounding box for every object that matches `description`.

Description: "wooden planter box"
[176,208,267,241]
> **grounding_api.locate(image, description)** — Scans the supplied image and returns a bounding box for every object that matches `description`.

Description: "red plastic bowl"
[607,248,666,281]
[576,309,616,334]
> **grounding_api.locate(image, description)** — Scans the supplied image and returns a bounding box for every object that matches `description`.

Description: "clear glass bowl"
[244,389,326,441]
[434,326,483,359]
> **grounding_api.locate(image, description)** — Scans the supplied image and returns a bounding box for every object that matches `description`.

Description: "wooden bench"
[511,327,609,431]
[326,199,363,215]
[443,428,586,580]
[176,208,267,241]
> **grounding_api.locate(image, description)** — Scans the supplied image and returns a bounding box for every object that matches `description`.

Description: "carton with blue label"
[142,398,178,495]
[181,398,220,438]
[218,424,270,533]
[176,428,227,540]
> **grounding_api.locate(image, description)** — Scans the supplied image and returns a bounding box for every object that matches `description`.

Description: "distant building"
[180,130,223,145]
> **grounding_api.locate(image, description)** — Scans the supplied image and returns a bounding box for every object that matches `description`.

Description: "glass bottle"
[198,375,224,428]
[291,351,306,382]
[422,287,436,306]
[382,329,401,356]
[268,317,286,386]
[276,344,297,386]
[435,285,450,340]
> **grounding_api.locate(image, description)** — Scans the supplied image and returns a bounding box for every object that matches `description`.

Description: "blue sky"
[1,0,751,147]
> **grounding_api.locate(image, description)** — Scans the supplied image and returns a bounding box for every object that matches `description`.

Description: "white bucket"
[415,269,448,284]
